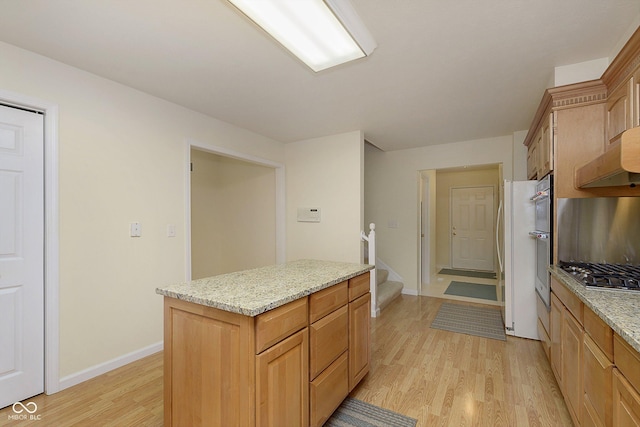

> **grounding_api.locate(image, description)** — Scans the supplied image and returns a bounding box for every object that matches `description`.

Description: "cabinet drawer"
[256,298,308,354]
[614,334,640,395]
[348,272,370,302]
[551,277,583,324]
[310,351,348,427]
[584,306,613,361]
[310,305,348,379]
[309,281,348,324]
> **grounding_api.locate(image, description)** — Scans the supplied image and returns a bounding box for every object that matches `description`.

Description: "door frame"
[0,89,60,394]
[185,139,285,280]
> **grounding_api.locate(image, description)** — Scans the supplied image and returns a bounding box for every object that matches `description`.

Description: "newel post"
[365,223,377,317]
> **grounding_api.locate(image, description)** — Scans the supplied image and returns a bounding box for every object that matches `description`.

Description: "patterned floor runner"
[430,302,506,341]
[324,397,417,427]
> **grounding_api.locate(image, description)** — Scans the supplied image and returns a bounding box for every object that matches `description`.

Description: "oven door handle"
[529,231,549,239]
[530,191,549,202]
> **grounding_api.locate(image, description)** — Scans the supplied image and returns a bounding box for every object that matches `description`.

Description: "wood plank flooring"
[0,295,572,426]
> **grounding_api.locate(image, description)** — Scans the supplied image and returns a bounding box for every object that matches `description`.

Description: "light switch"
[167,224,176,237]
[130,222,141,237]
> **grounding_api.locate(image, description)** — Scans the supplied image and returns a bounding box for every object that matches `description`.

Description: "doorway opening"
[185,140,285,280]
[419,164,501,306]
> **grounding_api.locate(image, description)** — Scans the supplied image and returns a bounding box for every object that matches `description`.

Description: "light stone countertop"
[156,259,374,317]
[550,266,640,354]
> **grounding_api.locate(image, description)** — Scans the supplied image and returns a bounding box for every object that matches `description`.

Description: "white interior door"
[0,105,44,408]
[451,186,495,271]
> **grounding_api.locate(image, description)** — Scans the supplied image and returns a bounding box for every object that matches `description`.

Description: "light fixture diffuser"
[227,0,376,72]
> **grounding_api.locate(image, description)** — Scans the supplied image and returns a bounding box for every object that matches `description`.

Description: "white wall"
[285,131,364,263]
[0,41,285,381]
[512,130,528,181]
[190,149,276,279]
[554,58,609,87]
[365,135,515,292]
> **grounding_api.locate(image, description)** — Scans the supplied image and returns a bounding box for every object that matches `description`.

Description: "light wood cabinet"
[309,304,348,380]
[527,131,539,179]
[614,334,640,398]
[613,368,640,426]
[564,309,584,424]
[348,273,371,392]
[163,271,371,427]
[606,78,632,149]
[583,334,613,427]
[549,274,640,427]
[550,277,585,426]
[307,278,369,427]
[256,329,309,427]
[525,103,554,181]
[550,292,563,386]
[633,68,640,129]
[349,292,371,391]
[310,352,349,427]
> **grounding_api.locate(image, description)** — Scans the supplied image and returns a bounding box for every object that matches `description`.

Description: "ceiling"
[0,1,638,151]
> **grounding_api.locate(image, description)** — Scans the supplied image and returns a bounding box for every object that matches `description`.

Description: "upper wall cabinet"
[524,25,640,198]
[633,66,640,128]
[524,102,554,181]
[606,77,633,150]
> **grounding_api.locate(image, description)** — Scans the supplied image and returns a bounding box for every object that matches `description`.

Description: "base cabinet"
[583,334,613,427]
[163,272,371,427]
[349,289,371,391]
[563,310,584,424]
[613,368,640,426]
[550,275,640,427]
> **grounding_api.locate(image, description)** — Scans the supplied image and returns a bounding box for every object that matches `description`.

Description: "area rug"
[438,268,496,279]
[444,281,497,301]
[430,302,506,341]
[324,397,417,427]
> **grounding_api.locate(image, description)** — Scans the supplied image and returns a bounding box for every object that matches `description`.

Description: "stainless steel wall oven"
[530,174,552,308]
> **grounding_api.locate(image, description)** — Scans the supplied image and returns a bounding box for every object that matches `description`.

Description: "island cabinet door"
[256,328,309,427]
[164,298,255,427]
[349,292,371,391]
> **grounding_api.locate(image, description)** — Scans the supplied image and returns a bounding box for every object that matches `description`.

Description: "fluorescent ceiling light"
[227,0,377,72]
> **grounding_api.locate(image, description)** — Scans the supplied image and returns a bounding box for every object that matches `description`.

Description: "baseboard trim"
[402,288,419,296]
[57,341,163,392]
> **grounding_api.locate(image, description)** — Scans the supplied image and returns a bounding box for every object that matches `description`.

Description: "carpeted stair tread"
[376,269,389,286]
[378,280,403,312]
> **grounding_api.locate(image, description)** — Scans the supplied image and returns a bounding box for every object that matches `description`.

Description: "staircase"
[361,223,404,316]
[376,268,403,312]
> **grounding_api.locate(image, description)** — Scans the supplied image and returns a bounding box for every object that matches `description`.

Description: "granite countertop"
[550,266,640,354]
[156,259,374,317]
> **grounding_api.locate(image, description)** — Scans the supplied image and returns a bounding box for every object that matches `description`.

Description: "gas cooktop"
[558,261,640,291]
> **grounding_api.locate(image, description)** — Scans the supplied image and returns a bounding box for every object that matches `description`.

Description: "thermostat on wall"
[297,207,321,222]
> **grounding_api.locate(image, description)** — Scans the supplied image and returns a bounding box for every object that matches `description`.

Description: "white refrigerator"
[498,179,539,340]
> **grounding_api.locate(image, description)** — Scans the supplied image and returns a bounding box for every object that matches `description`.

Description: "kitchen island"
[156,259,374,427]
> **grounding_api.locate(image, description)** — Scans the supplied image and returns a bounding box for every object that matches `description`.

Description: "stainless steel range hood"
[575,127,640,188]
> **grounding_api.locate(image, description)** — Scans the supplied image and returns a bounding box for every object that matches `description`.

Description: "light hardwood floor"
[1,295,572,426]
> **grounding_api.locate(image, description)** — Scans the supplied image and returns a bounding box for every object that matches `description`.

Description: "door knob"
[452,232,457,236]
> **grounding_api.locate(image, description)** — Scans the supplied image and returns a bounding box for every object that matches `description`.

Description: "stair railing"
[360,223,377,317]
